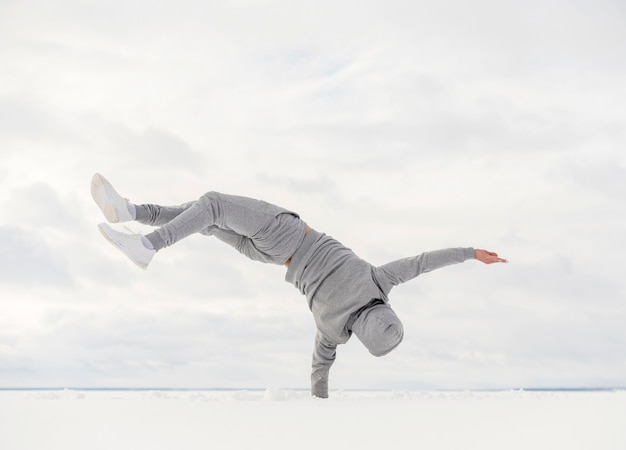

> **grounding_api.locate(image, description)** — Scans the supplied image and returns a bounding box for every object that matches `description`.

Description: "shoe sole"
[91,173,120,223]
[98,224,149,270]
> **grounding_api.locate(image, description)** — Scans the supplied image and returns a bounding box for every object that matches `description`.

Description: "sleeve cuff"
[311,374,329,398]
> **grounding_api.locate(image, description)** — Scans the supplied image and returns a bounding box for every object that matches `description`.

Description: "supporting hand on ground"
[474,249,508,264]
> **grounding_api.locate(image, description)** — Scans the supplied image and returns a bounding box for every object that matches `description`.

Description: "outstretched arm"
[373,247,475,295]
[373,247,508,296]
[311,331,337,398]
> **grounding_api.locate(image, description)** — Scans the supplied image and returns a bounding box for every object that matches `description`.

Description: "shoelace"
[122,225,154,251]
[123,226,144,239]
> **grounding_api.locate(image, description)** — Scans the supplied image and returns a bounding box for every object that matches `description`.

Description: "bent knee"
[199,191,220,202]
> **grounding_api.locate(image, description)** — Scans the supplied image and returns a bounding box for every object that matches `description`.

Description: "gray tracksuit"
[136,191,475,398]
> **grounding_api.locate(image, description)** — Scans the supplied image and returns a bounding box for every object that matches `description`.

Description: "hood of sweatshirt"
[351,302,404,356]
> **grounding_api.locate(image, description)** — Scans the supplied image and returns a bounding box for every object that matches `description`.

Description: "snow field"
[1,389,625,450]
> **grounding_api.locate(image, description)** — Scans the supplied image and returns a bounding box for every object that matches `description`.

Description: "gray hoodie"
[285,229,475,398]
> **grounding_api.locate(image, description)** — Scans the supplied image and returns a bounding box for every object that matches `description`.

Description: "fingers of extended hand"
[476,249,508,264]
[488,255,508,263]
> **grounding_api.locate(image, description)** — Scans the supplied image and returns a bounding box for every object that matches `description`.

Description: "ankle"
[144,231,165,251]
[141,236,154,250]
[127,202,137,220]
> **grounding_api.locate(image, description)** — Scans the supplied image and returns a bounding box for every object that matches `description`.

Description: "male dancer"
[91,173,508,398]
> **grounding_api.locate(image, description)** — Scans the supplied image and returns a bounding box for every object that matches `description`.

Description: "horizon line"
[1,386,624,392]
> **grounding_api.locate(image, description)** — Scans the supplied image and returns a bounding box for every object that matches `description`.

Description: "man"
[91,173,508,398]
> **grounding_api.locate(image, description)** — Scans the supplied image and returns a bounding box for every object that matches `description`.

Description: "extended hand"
[474,249,508,264]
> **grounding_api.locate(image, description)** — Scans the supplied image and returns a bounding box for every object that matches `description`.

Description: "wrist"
[311,373,329,398]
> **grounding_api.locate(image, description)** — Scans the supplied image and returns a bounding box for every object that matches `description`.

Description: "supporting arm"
[311,331,337,398]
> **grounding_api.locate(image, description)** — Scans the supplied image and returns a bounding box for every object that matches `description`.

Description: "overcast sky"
[1,0,625,391]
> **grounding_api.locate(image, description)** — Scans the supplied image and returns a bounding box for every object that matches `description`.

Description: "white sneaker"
[91,173,133,223]
[98,223,155,270]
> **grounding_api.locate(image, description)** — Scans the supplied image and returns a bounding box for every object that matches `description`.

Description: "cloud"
[1,0,625,390]
[4,183,83,230]
[85,118,204,171]
[0,182,138,290]
[0,304,315,387]
[561,159,626,202]
[0,96,59,145]
[0,96,204,180]
[0,226,74,287]
[143,238,257,301]
[256,173,340,198]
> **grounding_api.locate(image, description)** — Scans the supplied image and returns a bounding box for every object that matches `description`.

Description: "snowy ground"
[1,389,625,450]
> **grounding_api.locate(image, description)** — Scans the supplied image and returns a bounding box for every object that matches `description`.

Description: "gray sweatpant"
[137,191,309,265]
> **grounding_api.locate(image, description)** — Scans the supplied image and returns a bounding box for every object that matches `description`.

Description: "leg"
[134,201,196,227]
[92,175,308,268]
[145,191,296,251]
[92,172,198,227]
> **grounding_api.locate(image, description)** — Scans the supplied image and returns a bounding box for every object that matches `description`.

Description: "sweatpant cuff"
[134,204,150,222]
[145,230,166,252]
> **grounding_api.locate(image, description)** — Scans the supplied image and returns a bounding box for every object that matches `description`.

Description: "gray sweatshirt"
[285,229,475,397]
